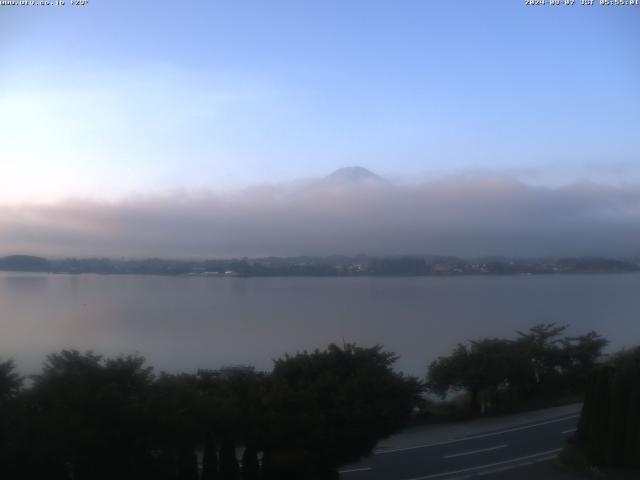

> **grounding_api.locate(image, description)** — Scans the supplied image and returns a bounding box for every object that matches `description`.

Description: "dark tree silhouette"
[576,346,640,468]
[559,331,609,391]
[202,432,220,479]
[0,359,22,403]
[177,446,198,480]
[0,360,24,479]
[148,373,202,480]
[427,339,520,413]
[26,351,155,480]
[427,324,608,414]
[219,436,241,479]
[1,343,420,480]
[261,343,421,478]
[241,443,260,480]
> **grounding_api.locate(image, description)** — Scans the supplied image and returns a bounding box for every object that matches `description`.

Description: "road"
[339,405,584,480]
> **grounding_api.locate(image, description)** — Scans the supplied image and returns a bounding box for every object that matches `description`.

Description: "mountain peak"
[323,167,385,185]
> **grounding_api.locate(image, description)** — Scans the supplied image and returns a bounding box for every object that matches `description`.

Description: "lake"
[1,272,639,376]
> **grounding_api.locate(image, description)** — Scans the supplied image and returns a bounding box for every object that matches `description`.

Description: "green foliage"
[199,366,266,441]
[202,433,219,480]
[427,339,522,413]
[576,346,640,468]
[0,255,49,272]
[27,350,156,480]
[0,359,22,403]
[427,324,607,414]
[219,436,241,480]
[0,359,24,479]
[0,344,419,480]
[560,331,609,391]
[261,343,421,476]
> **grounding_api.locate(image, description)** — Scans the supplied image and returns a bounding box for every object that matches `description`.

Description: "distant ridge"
[321,166,387,186]
[0,255,49,272]
[1,254,637,276]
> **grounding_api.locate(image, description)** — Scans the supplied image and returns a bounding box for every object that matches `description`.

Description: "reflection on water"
[1,272,639,375]
[1,273,50,293]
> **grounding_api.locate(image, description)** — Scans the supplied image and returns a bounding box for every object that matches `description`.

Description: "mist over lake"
[2,271,639,376]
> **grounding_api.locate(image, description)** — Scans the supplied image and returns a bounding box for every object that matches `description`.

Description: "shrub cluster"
[574,346,640,468]
[0,344,420,480]
[426,324,608,414]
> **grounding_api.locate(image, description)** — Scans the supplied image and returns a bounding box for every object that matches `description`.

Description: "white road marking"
[339,466,372,474]
[403,448,562,480]
[443,444,508,459]
[476,452,556,476]
[375,414,580,454]
[562,428,577,434]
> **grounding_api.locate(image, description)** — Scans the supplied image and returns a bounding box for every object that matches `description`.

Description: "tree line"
[0,324,612,479]
[0,344,420,480]
[1,254,638,276]
[426,324,608,415]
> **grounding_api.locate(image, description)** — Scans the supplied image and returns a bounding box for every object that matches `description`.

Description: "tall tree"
[202,433,219,480]
[427,325,608,413]
[560,331,609,391]
[28,350,155,480]
[576,347,640,468]
[262,344,421,477]
[0,359,22,403]
[241,443,260,480]
[219,436,240,480]
[0,359,24,480]
[427,339,520,413]
[516,323,567,391]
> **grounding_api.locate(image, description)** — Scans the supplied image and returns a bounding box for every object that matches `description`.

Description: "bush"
[426,324,607,415]
[576,347,640,468]
[0,344,421,480]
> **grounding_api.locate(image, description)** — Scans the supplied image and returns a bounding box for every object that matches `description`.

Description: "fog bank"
[2,174,640,258]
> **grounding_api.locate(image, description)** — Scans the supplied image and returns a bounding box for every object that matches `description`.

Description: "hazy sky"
[1,1,639,257]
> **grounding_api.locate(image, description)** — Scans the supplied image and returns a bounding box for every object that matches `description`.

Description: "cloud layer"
[2,174,640,258]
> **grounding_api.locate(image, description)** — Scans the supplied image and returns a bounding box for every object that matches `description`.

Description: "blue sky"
[1,0,639,203]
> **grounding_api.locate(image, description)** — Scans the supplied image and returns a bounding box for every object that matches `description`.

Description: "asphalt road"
[339,411,582,480]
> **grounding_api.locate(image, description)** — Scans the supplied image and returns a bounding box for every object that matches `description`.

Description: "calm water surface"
[1,272,639,375]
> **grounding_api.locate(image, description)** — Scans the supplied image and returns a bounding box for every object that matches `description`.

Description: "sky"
[1,1,639,257]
